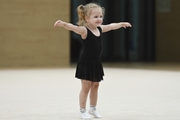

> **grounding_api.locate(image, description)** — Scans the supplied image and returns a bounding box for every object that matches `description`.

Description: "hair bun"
[80,5,84,10]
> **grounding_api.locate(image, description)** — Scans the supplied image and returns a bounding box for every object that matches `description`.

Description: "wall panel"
[156,0,180,62]
[0,0,70,68]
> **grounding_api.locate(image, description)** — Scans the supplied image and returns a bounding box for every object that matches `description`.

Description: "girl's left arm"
[101,22,132,33]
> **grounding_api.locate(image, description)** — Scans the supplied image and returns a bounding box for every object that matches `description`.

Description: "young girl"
[54,3,131,120]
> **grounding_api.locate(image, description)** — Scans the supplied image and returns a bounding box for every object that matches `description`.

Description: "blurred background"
[0,0,180,69]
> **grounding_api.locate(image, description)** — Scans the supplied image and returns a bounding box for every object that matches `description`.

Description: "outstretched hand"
[54,20,63,27]
[121,22,132,28]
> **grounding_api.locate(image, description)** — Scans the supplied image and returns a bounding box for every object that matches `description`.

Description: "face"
[86,8,103,28]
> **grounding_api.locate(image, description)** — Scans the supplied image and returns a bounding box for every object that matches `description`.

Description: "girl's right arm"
[54,20,86,39]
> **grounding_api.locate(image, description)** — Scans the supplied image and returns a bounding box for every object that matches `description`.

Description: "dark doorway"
[70,0,155,63]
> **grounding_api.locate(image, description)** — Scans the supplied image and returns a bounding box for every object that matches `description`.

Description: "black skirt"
[75,57,104,82]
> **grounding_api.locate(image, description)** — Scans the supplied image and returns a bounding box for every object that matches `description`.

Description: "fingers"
[54,22,57,27]
[125,23,131,27]
[125,23,132,28]
[123,24,131,28]
[121,22,132,28]
[54,20,61,27]
[54,21,58,27]
[128,23,132,27]
[54,21,59,27]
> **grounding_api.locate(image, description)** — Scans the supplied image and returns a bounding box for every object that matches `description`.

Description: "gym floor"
[0,63,180,120]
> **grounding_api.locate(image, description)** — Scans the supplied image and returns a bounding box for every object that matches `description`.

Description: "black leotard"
[75,27,104,82]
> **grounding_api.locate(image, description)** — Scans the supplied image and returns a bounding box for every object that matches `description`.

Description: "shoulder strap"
[97,27,102,33]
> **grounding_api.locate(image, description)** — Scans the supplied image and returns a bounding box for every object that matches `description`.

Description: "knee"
[81,80,91,93]
[91,83,99,90]
[82,85,91,93]
[82,88,90,94]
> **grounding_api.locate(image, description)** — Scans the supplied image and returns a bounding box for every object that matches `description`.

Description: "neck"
[86,26,98,31]
[86,24,98,30]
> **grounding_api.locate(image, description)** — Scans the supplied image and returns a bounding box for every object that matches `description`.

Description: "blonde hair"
[76,3,105,26]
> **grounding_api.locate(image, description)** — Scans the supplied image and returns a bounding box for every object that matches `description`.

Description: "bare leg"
[89,82,99,106]
[88,82,102,118]
[79,80,91,109]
